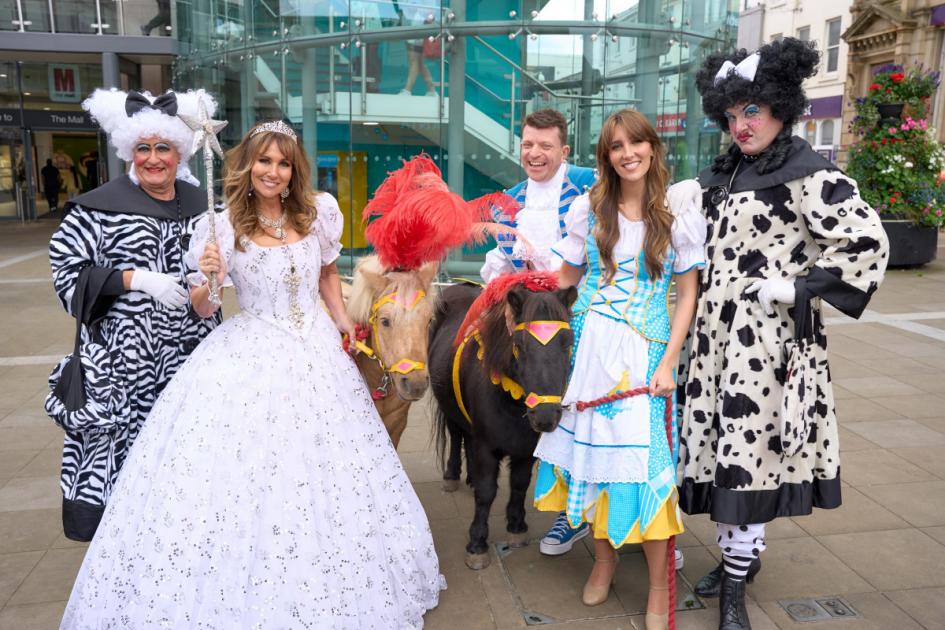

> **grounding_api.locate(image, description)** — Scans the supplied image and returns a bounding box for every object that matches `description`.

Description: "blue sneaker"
[539,512,590,556]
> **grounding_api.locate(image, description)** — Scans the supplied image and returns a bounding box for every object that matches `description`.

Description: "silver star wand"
[179,97,227,305]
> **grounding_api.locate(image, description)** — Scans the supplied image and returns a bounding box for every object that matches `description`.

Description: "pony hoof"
[465,552,491,570]
[507,532,529,548]
[442,479,460,492]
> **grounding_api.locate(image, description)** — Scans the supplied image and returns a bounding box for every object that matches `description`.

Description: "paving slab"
[818,529,945,591]
[0,601,67,630]
[792,487,910,536]
[838,449,938,486]
[0,477,60,512]
[0,510,61,554]
[884,587,945,630]
[858,481,945,528]
[739,537,873,602]
[843,419,945,448]
[6,548,86,606]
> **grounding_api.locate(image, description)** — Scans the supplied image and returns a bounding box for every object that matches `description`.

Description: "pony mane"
[363,154,520,270]
[454,271,559,347]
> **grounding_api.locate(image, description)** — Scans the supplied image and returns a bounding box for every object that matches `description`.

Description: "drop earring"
[248,185,254,197]
[280,187,290,202]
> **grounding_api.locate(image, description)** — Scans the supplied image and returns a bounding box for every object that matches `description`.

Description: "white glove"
[667,179,702,213]
[130,269,189,309]
[745,277,795,315]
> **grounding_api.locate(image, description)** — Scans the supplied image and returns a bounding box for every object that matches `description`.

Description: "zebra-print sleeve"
[49,205,123,317]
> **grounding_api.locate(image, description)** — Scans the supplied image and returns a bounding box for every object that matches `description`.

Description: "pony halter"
[453,319,571,423]
[368,289,428,376]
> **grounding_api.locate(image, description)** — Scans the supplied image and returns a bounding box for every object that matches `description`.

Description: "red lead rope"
[574,385,677,630]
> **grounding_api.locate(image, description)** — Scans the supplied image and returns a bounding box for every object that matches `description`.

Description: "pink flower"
[937,209,943,217]
[921,120,929,130]
[923,208,931,214]
[901,123,909,130]
[889,127,898,134]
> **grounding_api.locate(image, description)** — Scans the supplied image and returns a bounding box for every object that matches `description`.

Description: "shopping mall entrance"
[0,108,102,222]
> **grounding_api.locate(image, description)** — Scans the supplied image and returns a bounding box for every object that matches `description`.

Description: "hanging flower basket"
[848,65,944,267]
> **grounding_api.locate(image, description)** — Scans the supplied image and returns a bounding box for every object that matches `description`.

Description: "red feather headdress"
[454,271,559,346]
[362,154,521,270]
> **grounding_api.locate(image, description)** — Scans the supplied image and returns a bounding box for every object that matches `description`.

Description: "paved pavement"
[1,220,944,629]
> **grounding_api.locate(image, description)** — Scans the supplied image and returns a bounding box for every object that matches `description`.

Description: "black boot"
[719,574,752,630]
[694,557,761,598]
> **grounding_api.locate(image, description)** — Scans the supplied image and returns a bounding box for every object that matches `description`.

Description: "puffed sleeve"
[551,194,590,267]
[49,205,125,318]
[797,170,889,318]
[184,209,235,288]
[670,197,707,274]
[480,247,513,283]
[314,192,344,265]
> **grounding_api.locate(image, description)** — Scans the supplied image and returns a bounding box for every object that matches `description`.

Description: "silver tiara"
[250,120,297,141]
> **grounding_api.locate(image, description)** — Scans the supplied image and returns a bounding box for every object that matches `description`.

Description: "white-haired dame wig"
[82,88,217,163]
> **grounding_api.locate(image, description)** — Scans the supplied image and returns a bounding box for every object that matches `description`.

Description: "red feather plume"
[362,154,521,270]
[454,271,559,346]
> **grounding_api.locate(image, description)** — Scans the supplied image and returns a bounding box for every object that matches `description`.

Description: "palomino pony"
[429,276,576,569]
[346,254,438,448]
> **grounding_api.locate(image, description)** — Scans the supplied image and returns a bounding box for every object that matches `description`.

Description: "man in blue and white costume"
[481,109,596,283]
[480,108,596,555]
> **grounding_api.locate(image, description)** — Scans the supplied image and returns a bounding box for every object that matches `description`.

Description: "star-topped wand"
[179,96,227,305]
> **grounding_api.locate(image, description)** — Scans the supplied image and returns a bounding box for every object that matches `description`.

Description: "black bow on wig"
[125,90,178,117]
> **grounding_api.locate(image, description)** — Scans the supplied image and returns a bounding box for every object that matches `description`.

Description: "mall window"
[825,18,841,73]
[796,26,810,42]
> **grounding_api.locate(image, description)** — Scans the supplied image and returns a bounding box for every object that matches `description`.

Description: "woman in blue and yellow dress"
[533,109,705,630]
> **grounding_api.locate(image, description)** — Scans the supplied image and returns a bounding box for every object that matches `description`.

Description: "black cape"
[699,136,838,193]
[63,174,208,220]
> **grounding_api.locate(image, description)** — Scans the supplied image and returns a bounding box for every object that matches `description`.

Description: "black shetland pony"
[429,276,576,570]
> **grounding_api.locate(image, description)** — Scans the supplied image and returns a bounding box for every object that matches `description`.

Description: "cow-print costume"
[677,136,889,525]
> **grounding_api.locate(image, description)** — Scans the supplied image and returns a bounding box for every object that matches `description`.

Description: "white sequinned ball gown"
[61,194,445,629]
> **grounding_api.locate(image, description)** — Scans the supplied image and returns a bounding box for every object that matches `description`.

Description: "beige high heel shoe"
[645,585,670,630]
[582,555,619,606]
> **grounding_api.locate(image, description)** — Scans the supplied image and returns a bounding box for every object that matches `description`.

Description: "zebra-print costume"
[48,175,219,538]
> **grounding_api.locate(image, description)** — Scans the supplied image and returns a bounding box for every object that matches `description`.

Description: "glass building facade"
[172,1,739,273]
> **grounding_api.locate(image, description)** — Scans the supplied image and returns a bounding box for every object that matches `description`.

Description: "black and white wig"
[696,37,819,174]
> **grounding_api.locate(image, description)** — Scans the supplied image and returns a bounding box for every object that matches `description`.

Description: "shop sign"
[656,113,686,133]
[0,109,18,126]
[0,108,94,129]
[48,64,82,103]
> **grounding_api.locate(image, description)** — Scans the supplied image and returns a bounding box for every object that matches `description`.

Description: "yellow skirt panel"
[535,475,683,548]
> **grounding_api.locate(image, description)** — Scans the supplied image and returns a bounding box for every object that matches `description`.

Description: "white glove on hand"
[745,277,795,315]
[667,179,702,213]
[130,269,189,309]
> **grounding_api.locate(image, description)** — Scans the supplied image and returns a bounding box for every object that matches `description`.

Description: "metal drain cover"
[779,597,859,622]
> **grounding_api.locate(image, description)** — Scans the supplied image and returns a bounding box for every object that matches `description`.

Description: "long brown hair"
[589,109,672,280]
[224,125,317,251]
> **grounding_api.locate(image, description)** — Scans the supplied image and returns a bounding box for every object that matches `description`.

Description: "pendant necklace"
[258,211,288,243]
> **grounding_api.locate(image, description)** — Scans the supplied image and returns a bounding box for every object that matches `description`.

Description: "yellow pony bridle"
[452,319,571,423]
[366,289,428,376]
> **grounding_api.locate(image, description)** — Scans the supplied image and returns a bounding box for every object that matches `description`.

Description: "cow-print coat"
[677,137,889,525]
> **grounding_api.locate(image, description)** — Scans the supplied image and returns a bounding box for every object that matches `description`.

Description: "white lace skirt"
[61,310,445,630]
